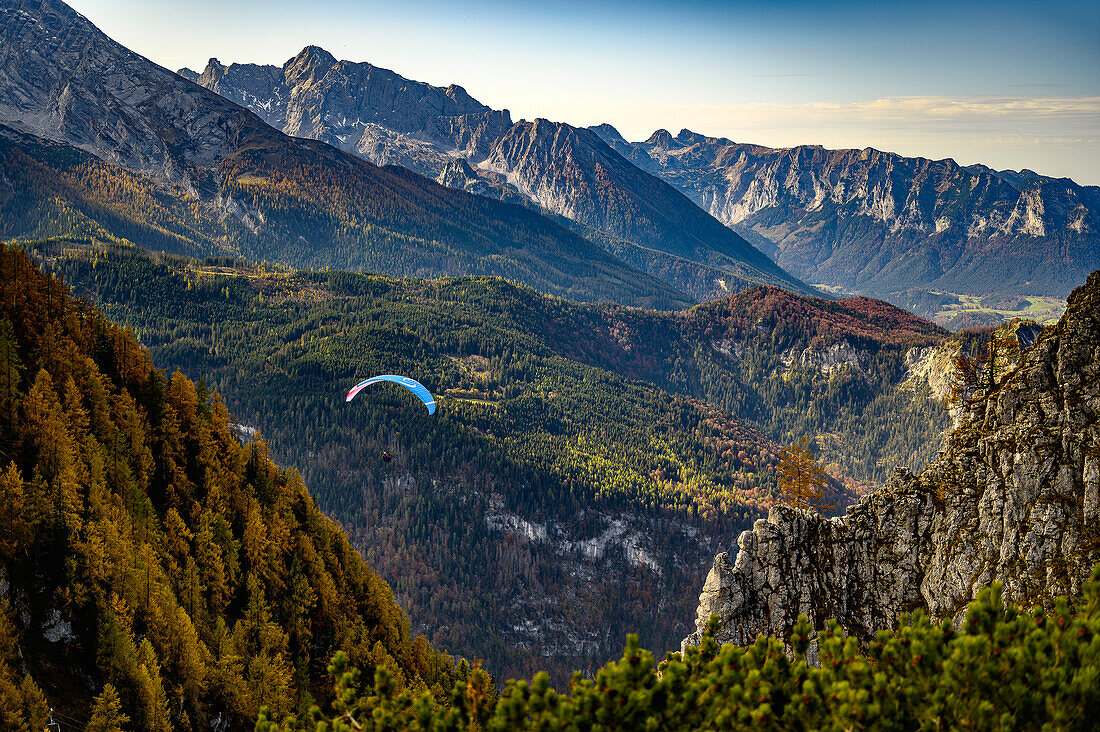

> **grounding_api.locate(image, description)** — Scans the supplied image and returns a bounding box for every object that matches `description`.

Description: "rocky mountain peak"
[589,123,626,144]
[283,44,338,85]
[197,57,228,85]
[442,84,482,108]
[646,128,675,149]
[0,0,276,187]
[437,156,478,187]
[676,128,704,145]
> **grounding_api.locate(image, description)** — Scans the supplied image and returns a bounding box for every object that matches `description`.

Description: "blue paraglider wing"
[346,375,436,415]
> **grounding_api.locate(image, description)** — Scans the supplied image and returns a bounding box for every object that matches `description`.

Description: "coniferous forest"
[16,237,952,684]
[1,0,1098,727]
[0,246,472,729]
[4,241,1098,731]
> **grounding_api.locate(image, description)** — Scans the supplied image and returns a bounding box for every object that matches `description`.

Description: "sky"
[68,0,1100,184]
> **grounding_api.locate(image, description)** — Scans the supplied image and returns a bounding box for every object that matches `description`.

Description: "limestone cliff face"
[902,320,1045,428]
[683,272,1100,651]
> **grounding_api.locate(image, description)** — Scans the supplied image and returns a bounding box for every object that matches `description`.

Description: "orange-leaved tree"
[776,437,835,514]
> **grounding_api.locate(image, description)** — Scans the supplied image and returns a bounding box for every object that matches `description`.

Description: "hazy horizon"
[68,0,1100,184]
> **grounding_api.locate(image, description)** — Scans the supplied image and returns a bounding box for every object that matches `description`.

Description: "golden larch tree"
[776,437,835,514]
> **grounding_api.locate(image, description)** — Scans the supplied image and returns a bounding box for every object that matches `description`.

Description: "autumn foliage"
[0,245,464,729]
[949,328,1023,408]
[776,437,836,514]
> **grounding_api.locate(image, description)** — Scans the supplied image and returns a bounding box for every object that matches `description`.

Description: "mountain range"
[182,49,1099,310]
[594,126,1100,300]
[179,50,814,301]
[1,0,791,309]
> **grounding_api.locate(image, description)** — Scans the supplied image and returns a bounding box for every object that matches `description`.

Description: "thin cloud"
[599,96,1100,134]
[573,95,1100,184]
[752,73,814,78]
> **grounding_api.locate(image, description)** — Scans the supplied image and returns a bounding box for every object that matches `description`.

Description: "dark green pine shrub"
[259,566,1100,730]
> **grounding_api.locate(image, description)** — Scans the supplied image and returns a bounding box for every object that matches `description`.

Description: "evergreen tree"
[87,684,130,732]
[0,243,459,730]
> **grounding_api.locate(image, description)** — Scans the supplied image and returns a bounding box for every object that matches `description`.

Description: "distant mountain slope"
[593,126,1100,299]
[0,245,461,729]
[0,0,275,188]
[0,0,688,309]
[182,52,815,299]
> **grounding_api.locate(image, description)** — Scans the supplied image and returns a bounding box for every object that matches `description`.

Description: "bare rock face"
[0,0,274,188]
[437,156,528,204]
[184,48,512,179]
[683,270,1100,651]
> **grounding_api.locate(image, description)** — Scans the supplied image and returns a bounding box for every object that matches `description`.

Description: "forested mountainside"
[37,237,946,681]
[2,234,1089,732]
[593,125,1100,300]
[0,245,470,730]
[0,123,687,309]
[683,268,1100,654]
[0,0,689,309]
[182,51,814,301]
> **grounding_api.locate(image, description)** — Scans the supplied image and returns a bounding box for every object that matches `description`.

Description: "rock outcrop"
[683,271,1100,651]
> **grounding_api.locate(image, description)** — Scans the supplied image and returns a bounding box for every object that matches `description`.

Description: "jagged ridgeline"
[0,246,465,729]
[598,128,1100,300]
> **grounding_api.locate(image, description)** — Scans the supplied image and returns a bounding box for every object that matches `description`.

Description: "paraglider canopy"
[346,375,436,415]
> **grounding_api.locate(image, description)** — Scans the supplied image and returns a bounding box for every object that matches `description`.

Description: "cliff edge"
[684,271,1100,650]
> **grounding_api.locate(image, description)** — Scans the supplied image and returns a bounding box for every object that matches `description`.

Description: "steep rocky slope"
[182,53,814,300]
[0,0,277,189]
[683,271,1100,650]
[189,48,511,176]
[0,0,689,308]
[594,126,1100,299]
